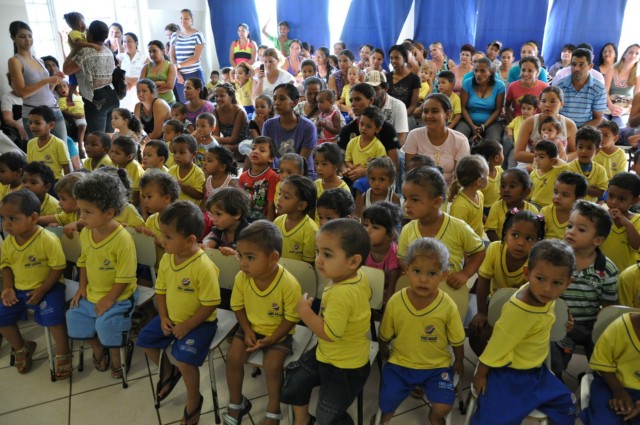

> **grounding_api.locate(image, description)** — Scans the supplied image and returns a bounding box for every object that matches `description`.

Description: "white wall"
[0,0,29,95]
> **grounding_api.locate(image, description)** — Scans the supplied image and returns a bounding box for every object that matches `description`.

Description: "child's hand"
[446,272,468,290]
[243,329,258,348]
[610,391,635,416]
[26,288,46,306]
[247,335,274,352]
[472,372,488,396]
[1,288,18,307]
[379,343,390,362]
[469,313,488,332]
[623,400,640,421]
[296,293,314,316]
[70,286,87,308]
[609,208,629,226]
[160,316,174,336]
[566,314,575,333]
[95,296,115,316]
[172,322,192,340]
[219,247,238,256]
[134,225,154,237]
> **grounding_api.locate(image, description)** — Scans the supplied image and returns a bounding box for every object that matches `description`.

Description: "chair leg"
[78,340,84,372]
[155,349,165,409]
[373,408,382,425]
[120,340,133,389]
[44,327,56,382]
[288,405,294,425]
[357,390,363,425]
[463,393,476,425]
[209,351,221,424]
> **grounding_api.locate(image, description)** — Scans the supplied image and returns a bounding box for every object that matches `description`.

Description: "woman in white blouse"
[118,32,149,111]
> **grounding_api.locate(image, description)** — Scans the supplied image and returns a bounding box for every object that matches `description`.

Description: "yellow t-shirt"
[115,203,144,227]
[594,147,628,180]
[345,136,386,167]
[379,288,465,369]
[164,142,175,168]
[529,163,569,208]
[589,313,640,390]
[478,241,527,294]
[77,225,137,304]
[601,214,640,272]
[540,205,567,240]
[68,29,85,42]
[317,269,371,368]
[123,160,145,196]
[55,210,79,226]
[0,227,66,290]
[57,95,85,116]
[418,82,430,102]
[340,84,352,107]
[313,178,350,224]
[230,264,301,336]
[83,155,113,171]
[40,193,60,216]
[567,160,609,203]
[0,183,21,202]
[484,200,539,237]
[480,284,556,369]
[449,92,462,116]
[27,135,69,179]
[481,166,503,209]
[169,164,205,204]
[155,250,220,323]
[235,80,253,107]
[273,215,319,262]
[449,191,484,237]
[398,214,485,273]
[618,264,640,308]
[507,116,524,141]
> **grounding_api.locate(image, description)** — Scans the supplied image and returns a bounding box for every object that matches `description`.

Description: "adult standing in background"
[171,9,205,103]
[261,17,292,57]
[140,40,176,105]
[63,20,119,133]
[105,23,124,56]
[118,32,149,111]
[229,23,258,66]
[164,23,179,55]
[8,21,66,141]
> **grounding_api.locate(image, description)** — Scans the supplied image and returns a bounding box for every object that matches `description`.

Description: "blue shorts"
[137,315,217,366]
[579,374,640,425]
[380,363,455,413]
[66,289,138,347]
[0,283,66,327]
[471,365,576,425]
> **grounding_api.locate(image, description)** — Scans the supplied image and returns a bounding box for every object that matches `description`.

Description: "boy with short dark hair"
[594,120,627,179]
[142,140,170,172]
[436,71,461,128]
[530,140,569,208]
[137,201,220,425]
[22,161,59,216]
[26,106,70,180]
[601,172,640,272]
[315,188,355,226]
[0,190,71,378]
[281,219,372,425]
[552,200,618,380]
[568,126,608,202]
[540,171,588,240]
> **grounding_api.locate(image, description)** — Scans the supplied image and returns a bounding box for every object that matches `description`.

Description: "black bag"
[112,66,127,100]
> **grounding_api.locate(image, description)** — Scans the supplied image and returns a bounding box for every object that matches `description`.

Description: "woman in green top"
[141,40,176,104]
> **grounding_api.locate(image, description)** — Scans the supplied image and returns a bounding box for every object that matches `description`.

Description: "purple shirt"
[185,101,215,123]
[263,114,318,178]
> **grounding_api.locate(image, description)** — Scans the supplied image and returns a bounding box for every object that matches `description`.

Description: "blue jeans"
[83,86,120,134]
[175,68,205,104]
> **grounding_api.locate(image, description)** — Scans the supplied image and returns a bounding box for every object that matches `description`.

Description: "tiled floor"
[1,318,587,425]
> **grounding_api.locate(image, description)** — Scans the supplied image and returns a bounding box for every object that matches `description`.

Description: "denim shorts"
[0,282,66,327]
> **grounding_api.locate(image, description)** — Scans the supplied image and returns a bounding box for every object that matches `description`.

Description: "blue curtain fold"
[475,0,548,58]
[413,0,478,63]
[339,0,413,63]
[276,0,330,53]
[542,0,627,67]
[208,0,262,67]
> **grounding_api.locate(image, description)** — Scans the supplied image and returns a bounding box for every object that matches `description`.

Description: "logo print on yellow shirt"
[103,260,110,266]
[181,278,191,287]
[28,255,37,262]
[45,154,51,161]
[421,325,437,342]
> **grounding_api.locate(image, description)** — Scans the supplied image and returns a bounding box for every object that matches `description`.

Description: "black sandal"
[92,348,110,372]
[155,362,182,403]
[181,394,204,425]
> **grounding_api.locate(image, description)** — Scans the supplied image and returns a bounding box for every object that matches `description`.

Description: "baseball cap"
[364,71,386,87]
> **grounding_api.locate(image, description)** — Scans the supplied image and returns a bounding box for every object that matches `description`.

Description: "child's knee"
[429,403,452,419]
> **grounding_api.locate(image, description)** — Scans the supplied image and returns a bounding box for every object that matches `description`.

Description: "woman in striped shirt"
[170,9,205,103]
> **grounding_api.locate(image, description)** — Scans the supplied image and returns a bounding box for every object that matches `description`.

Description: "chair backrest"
[204,248,240,291]
[592,305,640,344]
[487,288,518,327]
[279,258,317,298]
[551,298,569,342]
[315,268,330,299]
[48,227,82,263]
[362,266,385,310]
[394,275,469,320]
[126,228,156,268]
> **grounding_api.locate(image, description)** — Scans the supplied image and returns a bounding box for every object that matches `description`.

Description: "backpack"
[112,65,127,100]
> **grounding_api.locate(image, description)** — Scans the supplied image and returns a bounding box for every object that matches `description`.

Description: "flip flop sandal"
[92,348,110,372]
[221,396,252,425]
[55,353,74,380]
[12,341,36,374]
[155,362,182,403]
[181,394,204,425]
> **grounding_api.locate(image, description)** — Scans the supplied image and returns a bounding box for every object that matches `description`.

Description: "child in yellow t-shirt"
[567,127,609,203]
[66,171,138,379]
[540,171,587,240]
[601,172,640,272]
[141,140,170,173]
[138,202,220,422]
[233,63,254,115]
[83,132,113,171]
[168,135,205,205]
[316,188,355,226]
[22,162,59,216]
[448,155,489,238]
[530,140,569,208]
[417,63,433,103]
[38,172,83,233]
[471,240,576,425]
[338,65,360,117]
[26,107,70,180]
[109,135,144,206]
[436,71,461,128]
[506,95,537,151]
[0,190,71,378]
[274,175,319,263]
[282,219,371,424]
[472,140,504,216]
[0,152,25,202]
[579,313,640,424]
[224,220,301,424]
[56,81,87,155]
[594,120,628,179]
[378,238,465,424]
[345,106,386,186]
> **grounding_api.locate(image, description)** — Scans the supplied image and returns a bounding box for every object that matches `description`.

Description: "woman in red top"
[228,23,258,66]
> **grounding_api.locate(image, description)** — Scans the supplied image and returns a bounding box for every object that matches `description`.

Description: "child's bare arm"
[172,304,217,339]
[486,230,499,242]
[453,344,464,379]
[601,371,636,414]
[70,267,88,308]
[624,216,640,250]
[472,361,491,395]
[62,164,71,175]
[132,190,141,208]
[178,183,203,201]
[37,214,60,226]
[469,276,491,331]
[586,186,605,199]
[1,267,18,306]
[69,38,103,51]
[95,282,127,316]
[266,200,275,222]
[353,192,364,220]
[448,113,462,129]
[321,112,342,135]
[297,293,331,341]
[234,308,258,348]
[447,250,485,289]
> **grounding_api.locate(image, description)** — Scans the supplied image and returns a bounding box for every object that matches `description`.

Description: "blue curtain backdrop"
[413,0,478,63]
[339,0,413,63]
[276,0,330,55]
[475,0,549,59]
[208,0,262,67]
[542,0,627,67]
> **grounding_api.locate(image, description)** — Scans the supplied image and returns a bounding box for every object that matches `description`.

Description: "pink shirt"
[365,242,399,293]
[506,80,549,117]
